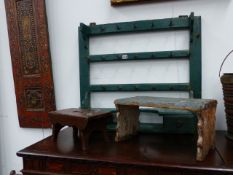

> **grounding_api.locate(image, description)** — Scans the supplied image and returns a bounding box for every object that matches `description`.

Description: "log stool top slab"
[114,96,217,112]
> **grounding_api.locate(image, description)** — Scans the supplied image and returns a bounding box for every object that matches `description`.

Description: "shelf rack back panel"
[79,12,201,133]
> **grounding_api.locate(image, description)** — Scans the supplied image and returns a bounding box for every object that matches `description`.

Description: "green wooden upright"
[79,13,202,134]
[79,23,90,108]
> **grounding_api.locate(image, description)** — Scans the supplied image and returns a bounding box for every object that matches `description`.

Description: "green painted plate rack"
[79,12,201,134]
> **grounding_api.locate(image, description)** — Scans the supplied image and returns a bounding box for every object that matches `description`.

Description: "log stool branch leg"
[115,105,140,142]
[196,107,216,161]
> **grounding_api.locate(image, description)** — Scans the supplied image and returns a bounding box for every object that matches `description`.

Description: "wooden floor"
[17,128,233,174]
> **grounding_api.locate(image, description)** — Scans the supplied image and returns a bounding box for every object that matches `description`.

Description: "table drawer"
[71,163,93,174]
[126,167,156,175]
[46,160,65,173]
[24,158,42,171]
[158,170,181,175]
[96,167,117,175]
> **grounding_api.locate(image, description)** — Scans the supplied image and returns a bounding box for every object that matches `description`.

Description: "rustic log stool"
[49,108,112,150]
[114,96,217,161]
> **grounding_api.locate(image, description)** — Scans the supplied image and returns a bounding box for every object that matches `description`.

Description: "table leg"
[115,104,140,142]
[196,106,216,161]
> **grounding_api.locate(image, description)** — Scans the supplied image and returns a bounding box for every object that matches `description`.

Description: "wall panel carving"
[16,0,40,76]
[5,0,56,128]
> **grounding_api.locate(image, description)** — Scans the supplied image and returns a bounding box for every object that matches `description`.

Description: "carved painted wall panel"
[5,0,56,128]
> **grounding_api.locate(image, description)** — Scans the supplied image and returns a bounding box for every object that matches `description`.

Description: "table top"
[17,128,233,173]
[114,96,217,112]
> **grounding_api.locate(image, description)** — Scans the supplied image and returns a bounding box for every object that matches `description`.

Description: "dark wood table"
[17,128,233,175]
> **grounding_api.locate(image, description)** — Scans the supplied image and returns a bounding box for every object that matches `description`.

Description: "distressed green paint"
[114,96,216,112]
[163,116,197,134]
[108,118,195,134]
[189,13,202,98]
[90,83,190,92]
[89,17,190,36]
[79,13,202,133]
[79,23,90,108]
[96,107,193,115]
[89,50,189,62]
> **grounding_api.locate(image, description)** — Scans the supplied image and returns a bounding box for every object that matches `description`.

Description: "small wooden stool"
[49,108,112,150]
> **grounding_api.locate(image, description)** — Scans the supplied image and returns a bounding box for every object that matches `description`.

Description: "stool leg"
[72,126,78,140]
[80,130,89,151]
[115,105,140,142]
[52,123,63,141]
[196,107,216,161]
[100,120,109,143]
[102,129,109,143]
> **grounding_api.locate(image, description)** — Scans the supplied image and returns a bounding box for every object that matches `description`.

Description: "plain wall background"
[0,0,233,174]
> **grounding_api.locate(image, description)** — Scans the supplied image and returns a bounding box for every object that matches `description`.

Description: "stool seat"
[49,108,112,150]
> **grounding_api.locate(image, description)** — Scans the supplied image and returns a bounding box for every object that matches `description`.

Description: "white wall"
[0,0,233,174]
